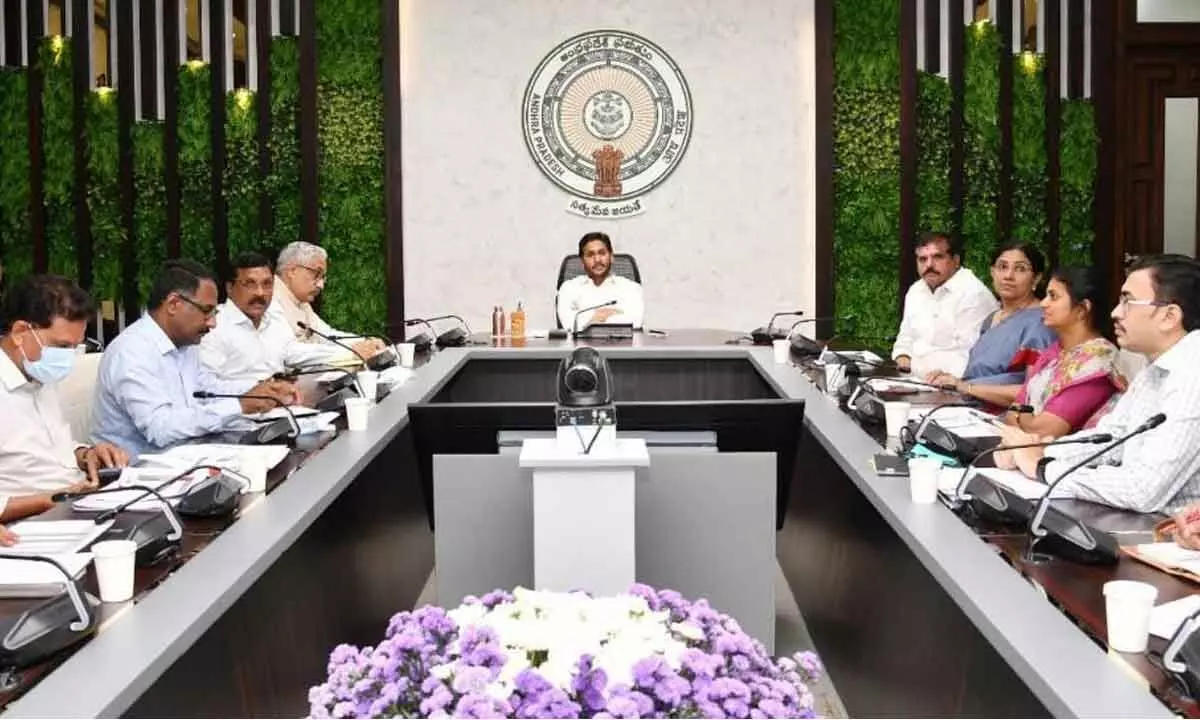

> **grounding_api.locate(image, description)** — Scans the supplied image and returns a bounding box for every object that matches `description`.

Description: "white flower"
[429,663,453,681]
[485,680,512,703]
[447,602,487,630]
[671,622,705,643]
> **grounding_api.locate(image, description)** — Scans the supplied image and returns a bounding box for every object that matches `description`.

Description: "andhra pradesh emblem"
[522,30,693,219]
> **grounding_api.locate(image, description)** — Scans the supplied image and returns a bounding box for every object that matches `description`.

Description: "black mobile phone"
[872,453,909,477]
[96,467,124,486]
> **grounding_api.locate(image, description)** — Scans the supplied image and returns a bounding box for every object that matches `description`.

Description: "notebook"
[0,553,93,598]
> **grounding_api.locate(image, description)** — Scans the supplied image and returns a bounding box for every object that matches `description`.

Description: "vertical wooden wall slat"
[814,0,835,319]
[117,0,137,316]
[900,0,919,297]
[948,0,965,238]
[1045,0,1063,266]
[28,0,46,272]
[71,0,90,288]
[997,0,1015,244]
[209,0,227,278]
[164,0,180,257]
[254,0,270,243]
[382,0,404,339]
[297,0,316,247]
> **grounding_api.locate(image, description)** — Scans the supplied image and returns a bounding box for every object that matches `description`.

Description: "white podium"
[518,437,650,596]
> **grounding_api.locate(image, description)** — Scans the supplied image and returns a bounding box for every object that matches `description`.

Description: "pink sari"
[1015,339,1124,432]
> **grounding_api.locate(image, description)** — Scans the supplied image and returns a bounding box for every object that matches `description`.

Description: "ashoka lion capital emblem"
[522,30,693,204]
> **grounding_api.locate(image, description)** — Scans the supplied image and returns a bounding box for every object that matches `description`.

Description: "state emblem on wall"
[522,30,693,219]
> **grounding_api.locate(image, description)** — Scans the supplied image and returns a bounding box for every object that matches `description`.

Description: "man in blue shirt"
[91,260,300,458]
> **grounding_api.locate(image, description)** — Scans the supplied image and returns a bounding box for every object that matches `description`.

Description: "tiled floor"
[414,565,849,717]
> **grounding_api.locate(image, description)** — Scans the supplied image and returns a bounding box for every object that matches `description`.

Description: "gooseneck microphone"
[573,300,618,336]
[1029,413,1167,541]
[0,554,94,633]
[193,391,300,441]
[0,553,98,670]
[750,310,805,345]
[52,483,186,567]
[407,314,472,348]
[951,433,1114,505]
[297,321,369,366]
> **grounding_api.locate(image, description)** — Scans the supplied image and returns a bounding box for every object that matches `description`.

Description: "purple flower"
[681,649,722,679]
[454,692,512,718]
[419,684,453,716]
[723,698,751,718]
[759,698,789,717]
[452,665,491,695]
[696,700,727,718]
[651,674,689,707]
[631,657,666,689]
[605,694,641,719]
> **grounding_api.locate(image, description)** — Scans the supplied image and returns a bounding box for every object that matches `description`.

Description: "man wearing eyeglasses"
[998,254,1200,513]
[272,241,386,359]
[91,260,300,458]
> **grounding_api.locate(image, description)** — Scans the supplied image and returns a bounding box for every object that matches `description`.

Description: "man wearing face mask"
[200,252,345,384]
[92,260,300,458]
[0,275,129,522]
[271,241,386,359]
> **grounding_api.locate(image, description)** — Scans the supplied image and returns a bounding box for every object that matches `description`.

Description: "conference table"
[0,328,1187,717]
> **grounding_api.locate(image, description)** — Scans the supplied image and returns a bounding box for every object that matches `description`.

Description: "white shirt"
[0,349,84,515]
[891,268,998,378]
[1043,331,1200,514]
[270,276,349,344]
[556,274,645,331]
[200,300,344,385]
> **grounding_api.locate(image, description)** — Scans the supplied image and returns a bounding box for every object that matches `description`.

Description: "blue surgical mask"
[20,329,76,385]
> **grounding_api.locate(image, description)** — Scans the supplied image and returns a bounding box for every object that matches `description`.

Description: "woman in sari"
[959,266,1122,437]
[1003,266,1123,437]
[926,241,1055,401]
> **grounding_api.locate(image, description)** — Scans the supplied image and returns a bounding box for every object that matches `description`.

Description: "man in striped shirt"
[1005,255,1200,514]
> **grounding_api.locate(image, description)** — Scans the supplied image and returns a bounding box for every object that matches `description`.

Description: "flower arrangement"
[309,585,823,719]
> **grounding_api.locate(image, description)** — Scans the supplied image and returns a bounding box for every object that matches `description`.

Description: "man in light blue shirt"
[91,260,300,458]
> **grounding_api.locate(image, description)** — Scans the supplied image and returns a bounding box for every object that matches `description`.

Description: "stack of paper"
[910,406,1002,438]
[1150,594,1200,639]
[248,406,340,434]
[138,443,290,472]
[0,553,93,598]
[69,467,215,512]
[4,520,113,554]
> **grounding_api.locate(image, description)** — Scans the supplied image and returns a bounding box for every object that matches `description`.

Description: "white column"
[177,0,185,62]
[108,0,116,86]
[1,0,8,66]
[200,0,209,62]
[1060,0,1069,98]
[246,0,256,90]
[155,0,164,116]
[222,0,230,90]
[132,0,140,118]
[916,0,926,72]
[1083,0,1092,98]
[19,0,27,66]
[939,0,950,79]
[269,0,277,36]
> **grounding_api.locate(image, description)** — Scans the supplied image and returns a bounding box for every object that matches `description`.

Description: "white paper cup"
[397,343,416,368]
[908,457,942,504]
[884,401,912,437]
[91,539,137,603]
[772,339,790,364]
[345,397,371,432]
[357,370,379,404]
[1103,580,1159,653]
[823,363,846,395]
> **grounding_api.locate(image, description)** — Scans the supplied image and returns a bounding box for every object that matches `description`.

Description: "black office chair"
[554,253,643,328]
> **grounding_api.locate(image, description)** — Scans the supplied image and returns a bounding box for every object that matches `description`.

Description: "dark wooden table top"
[0,429,337,708]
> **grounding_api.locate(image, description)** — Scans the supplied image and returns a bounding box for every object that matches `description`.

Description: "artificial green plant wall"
[178,62,213,269]
[0,69,30,282]
[87,89,122,301]
[267,38,300,249]
[316,0,387,333]
[833,0,901,346]
[41,38,75,280]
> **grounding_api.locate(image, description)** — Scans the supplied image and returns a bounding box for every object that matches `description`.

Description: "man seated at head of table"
[91,259,300,459]
[0,275,129,521]
[272,241,386,360]
[996,255,1200,514]
[556,232,645,332]
[200,251,351,385]
[938,266,1123,437]
[891,231,999,378]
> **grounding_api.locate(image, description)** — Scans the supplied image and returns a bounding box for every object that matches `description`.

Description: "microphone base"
[790,334,823,357]
[408,332,435,353]
[239,417,295,446]
[366,346,399,371]
[435,327,468,349]
[316,386,358,413]
[0,591,100,670]
[93,511,181,567]
[750,327,787,346]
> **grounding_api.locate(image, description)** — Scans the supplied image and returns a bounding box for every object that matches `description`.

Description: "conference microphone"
[750,309,805,345]
[573,300,618,336]
[407,314,472,348]
[1026,413,1168,564]
[276,364,357,391]
[787,315,856,356]
[0,553,98,670]
[53,483,184,566]
[950,433,1115,506]
[404,318,439,352]
[298,321,399,371]
[193,391,300,444]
